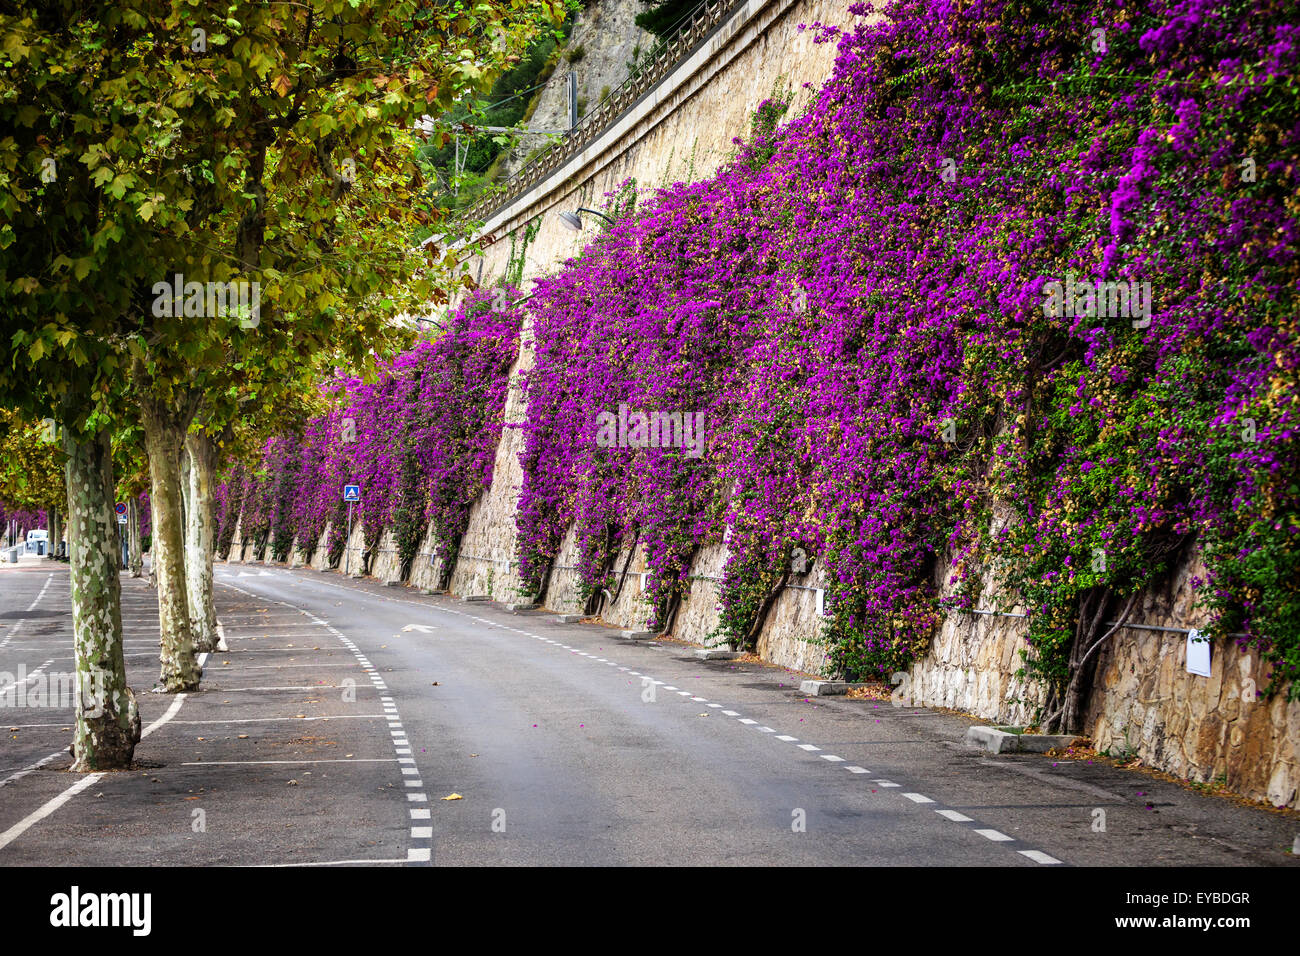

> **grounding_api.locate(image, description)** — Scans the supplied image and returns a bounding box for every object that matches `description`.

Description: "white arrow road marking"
[401,624,437,633]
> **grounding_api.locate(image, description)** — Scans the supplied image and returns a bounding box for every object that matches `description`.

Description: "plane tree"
[0,0,559,764]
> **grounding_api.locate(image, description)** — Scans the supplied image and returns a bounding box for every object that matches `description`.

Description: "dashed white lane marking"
[1018,849,1063,864]
[225,567,1071,865]
[218,581,427,865]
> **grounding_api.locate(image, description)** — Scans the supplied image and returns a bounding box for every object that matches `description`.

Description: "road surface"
[0,561,1296,866]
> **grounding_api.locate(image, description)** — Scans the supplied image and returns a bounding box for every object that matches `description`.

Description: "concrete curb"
[619,629,659,641]
[798,680,869,696]
[965,725,1083,754]
[554,614,582,623]
[506,603,537,612]
[461,595,489,603]
[695,649,738,660]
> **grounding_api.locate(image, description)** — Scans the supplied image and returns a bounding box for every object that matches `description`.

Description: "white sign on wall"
[1185,628,1211,677]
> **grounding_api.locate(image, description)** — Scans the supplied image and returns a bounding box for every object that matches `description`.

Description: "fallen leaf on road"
[431,681,439,686]
[288,779,298,786]
[237,734,249,739]
[697,713,709,717]
[470,753,478,757]
[294,714,306,718]
[441,793,463,801]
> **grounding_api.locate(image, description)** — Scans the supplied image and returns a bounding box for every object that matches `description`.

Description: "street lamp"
[557,207,615,231]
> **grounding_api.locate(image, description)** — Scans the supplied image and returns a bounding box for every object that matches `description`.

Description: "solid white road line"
[0,774,102,851]
[181,759,400,766]
[0,661,201,853]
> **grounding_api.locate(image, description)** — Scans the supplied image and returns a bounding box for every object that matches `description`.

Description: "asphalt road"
[1,560,1296,866]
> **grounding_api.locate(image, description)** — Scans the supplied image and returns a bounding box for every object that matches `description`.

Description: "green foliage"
[0,409,66,512]
[634,0,701,39]
[416,8,579,213]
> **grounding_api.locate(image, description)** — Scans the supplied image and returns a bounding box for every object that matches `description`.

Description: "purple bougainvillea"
[220,0,1298,702]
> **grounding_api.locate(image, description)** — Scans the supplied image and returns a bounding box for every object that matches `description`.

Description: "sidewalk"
[0,568,416,866]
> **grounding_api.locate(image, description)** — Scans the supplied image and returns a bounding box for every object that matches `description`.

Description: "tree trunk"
[184,430,222,653]
[128,497,143,577]
[62,424,141,770]
[48,507,61,559]
[139,397,200,692]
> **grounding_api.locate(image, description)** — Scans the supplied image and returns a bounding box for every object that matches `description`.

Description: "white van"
[26,529,48,553]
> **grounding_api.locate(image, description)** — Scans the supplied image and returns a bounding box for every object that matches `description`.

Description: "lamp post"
[557,207,615,231]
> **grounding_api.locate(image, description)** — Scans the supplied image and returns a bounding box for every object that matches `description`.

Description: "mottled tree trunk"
[139,397,200,692]
[128,497,143,577]
[48,507,61,559]
[184,430,222,653]
[62,425,140,770]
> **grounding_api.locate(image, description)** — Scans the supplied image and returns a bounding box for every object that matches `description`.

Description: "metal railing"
[458,0,749,227]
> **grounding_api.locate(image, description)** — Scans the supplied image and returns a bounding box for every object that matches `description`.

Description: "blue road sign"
[343,485,361,502]
[114,502,127,516]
